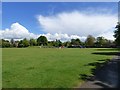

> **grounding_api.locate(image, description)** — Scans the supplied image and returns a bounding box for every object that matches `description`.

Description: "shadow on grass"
[80,50,120,88]
[92,52,119,56]
[79,59,110,81]
[95,48,120,56]
[80,48,120,88]
[96,48,120,51]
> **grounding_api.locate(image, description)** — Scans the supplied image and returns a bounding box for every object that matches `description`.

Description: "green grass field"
[2,48,119,88]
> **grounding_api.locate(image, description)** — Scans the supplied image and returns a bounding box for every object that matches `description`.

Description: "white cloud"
[0,22,39,39]
[1,10,117,42]
[41,33,86,42]
[0,22,86,42]
[37,11,117,40]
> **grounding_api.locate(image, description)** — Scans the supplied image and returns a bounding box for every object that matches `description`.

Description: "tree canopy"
[37,36,48,46]
[85,35,95,47]
[114,22,120,46]
[30,38,37,46]
[0,34,115,48]
[18,38,30,47]
[71,38,81,46]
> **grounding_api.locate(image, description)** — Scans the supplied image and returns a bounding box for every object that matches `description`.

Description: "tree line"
[1,22,120,48]
[0,35,115,48]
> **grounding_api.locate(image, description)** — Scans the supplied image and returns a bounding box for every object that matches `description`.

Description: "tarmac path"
[80,52,120,88]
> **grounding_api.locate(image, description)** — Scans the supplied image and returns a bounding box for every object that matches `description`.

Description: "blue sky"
[1,2,118,41]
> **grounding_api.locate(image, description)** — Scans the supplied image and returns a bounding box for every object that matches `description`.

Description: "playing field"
[2,48,118,88]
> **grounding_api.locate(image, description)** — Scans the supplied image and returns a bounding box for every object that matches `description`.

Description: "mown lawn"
[2,48,118,88]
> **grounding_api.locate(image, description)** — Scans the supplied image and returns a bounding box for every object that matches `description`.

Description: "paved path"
[80,53,120,88]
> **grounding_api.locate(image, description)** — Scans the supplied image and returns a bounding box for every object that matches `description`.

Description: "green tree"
[55,39,62,47]
[95,37,106,47]
[48,41,56,47]
[18,38,30,47]
[22,38,30,47]
[114,22,120,46]
[103,39,114,47]
[71,38,81,45]
[63,41,71,47]
[18,40,24,47]
[75,38,81,45]
[1,39,11,48]
[37,36,48,46]
[71,39,76,45]
[85,35,95,47]
[29,38,37,46]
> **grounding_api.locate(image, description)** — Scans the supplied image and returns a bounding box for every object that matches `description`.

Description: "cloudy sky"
[1,2,118,41]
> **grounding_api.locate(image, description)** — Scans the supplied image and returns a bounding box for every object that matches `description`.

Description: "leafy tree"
[71,38,81,45]
[22,38,30,47]
[95,37,106,47]
[75,38,81,45]
[63,41,71,47]
[48,41,56,47]
[55,40,62,47]
[85,35,95,47]
[103,39,114,47]
[3,42,11,48]
[18,38,30,47]
[18,40,24,47]
[71,39,76,45]
[37,36,48,46]
[1,39,11,48]
[47,40,63,47]
[29,39,37,46]
[114,22,120,46]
